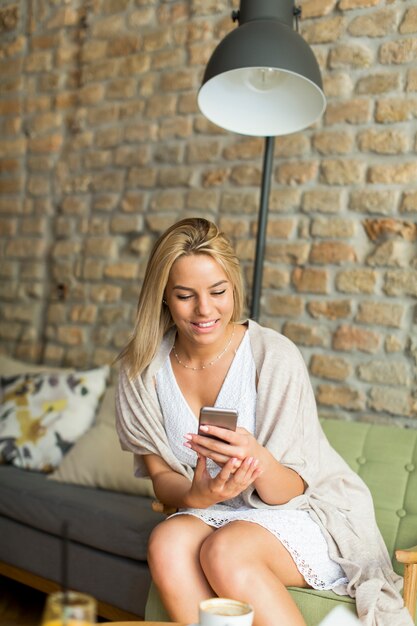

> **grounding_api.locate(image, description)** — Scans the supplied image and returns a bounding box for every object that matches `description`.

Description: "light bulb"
[245,67,288,92]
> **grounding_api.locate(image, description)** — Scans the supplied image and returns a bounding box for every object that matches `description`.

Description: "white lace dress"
[155,332,348,590]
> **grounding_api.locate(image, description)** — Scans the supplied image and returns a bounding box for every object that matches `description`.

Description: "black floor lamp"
[197,0,326,321]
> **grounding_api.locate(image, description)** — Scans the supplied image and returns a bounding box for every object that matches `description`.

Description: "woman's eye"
[177,294,193,301]
[212,289,226,296]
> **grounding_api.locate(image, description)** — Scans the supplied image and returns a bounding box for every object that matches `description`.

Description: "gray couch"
[0,461,163,621]
[0,354,164,621]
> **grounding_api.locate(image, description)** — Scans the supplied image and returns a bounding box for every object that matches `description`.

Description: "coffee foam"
[202,600,251,616]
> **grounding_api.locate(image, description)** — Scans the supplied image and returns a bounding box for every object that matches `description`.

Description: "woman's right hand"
[184,454,263,509]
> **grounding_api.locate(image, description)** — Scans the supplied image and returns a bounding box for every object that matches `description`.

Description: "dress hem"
[170,511,348,591]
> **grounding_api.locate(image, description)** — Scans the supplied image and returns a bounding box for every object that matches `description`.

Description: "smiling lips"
[192,320,219,329]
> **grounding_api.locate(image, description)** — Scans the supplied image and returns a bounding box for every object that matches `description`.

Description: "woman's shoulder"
[247,320,309,382]
[146,327,176,376]
[118,327,176,386]
[247,320,303,356]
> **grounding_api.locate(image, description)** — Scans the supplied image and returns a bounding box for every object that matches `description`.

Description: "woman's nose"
[195,296,210,315]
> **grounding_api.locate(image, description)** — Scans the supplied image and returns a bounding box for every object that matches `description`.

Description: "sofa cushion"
[0,465,162,561]
[48,421,155,497]
[0,367,108,472]
[321,419,417,574]
[48,385,155,497]
[144,581,358,626]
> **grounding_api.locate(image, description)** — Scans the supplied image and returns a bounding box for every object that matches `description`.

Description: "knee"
[147,519,198,578]
[200,530,228,571]
[200,527,243,570]
[200,530,251,591]
[147,521,178,574]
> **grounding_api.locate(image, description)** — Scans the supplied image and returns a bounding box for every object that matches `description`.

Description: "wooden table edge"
[104,622,186,625]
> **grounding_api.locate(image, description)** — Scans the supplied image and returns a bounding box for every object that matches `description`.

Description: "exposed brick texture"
[0,0,416,426]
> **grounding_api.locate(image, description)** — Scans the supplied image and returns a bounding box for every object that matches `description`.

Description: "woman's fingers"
[194,454,207,481]
[184,430,243,459]
[189,454,263,507]
[234,456,260,482]
[219,456,240,479]
[196,452,205,466]
[197,424,235,443]
[187,440,236,467]
[184,426,261,467]
[214,456,263,496]
[192,426,248,445]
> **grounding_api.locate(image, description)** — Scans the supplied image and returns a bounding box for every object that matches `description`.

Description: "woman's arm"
[252,446,306,505]
[185,426,305,506]
[143,453,195,509]
[143,452,263,509]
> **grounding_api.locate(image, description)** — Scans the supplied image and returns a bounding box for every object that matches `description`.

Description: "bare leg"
[147,514,215,623]
[200,521,309,626]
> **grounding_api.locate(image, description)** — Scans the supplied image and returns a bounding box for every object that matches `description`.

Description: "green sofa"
[145,418,417,625]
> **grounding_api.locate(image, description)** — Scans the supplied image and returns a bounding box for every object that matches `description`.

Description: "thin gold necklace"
[172,326,235,371]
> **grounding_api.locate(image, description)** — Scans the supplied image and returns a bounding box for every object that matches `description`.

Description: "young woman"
[116,218,411,626]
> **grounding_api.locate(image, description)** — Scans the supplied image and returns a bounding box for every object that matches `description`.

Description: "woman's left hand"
[184,426,263,468]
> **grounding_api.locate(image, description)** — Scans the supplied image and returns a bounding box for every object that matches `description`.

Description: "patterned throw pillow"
[0,366,109,472]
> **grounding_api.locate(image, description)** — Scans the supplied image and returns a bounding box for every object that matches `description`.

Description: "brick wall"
[0,0,416,426]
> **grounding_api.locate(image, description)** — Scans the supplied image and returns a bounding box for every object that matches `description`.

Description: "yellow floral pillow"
[0,366,109,472]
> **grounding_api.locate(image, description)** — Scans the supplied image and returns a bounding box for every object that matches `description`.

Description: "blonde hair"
[119,217,245,378]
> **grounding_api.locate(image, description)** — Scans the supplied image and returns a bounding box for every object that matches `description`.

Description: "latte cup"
[199,598,254,626]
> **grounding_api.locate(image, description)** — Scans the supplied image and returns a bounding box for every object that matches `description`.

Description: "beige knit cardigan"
[115,320,412,626]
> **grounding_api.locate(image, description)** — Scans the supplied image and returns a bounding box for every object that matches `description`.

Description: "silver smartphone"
[198,406,238,441]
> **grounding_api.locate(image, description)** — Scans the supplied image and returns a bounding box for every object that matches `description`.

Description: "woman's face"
[165,254,235,346]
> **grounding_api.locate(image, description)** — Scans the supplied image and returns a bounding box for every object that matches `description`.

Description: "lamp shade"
[198,16,326,137]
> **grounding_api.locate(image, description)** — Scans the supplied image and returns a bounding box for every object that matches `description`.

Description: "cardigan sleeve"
[115,364,193,480]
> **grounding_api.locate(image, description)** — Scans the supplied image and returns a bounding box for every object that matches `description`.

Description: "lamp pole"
[250,135,275,321]
[197,0,326,319]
